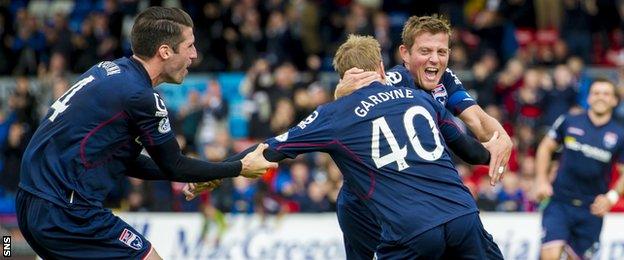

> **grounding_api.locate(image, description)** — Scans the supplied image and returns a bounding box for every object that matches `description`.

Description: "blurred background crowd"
[2,0,624,223]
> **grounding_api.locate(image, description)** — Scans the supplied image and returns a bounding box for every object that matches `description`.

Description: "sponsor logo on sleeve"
[153,93,168,117]
[297,111,319,129]
[118,228,143,250]
[385,72,403,85]
[275,132,289,142]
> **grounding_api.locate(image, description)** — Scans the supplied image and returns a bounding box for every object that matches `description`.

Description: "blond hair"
[401,14,451,50]
[333,34,381,78]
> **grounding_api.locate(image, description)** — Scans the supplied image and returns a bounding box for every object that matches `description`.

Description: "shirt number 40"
[371,105,444,171]
[49,75,95,122]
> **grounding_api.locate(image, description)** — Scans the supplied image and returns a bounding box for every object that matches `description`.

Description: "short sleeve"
[547,115,567,143]
[266,105,335,158]
[126,89,175,146]
[442,69,477,115]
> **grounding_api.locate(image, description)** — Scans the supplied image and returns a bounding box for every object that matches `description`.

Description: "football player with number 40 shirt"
[333,15,513,259]
[16,7,276,260]
[187,34,503,259]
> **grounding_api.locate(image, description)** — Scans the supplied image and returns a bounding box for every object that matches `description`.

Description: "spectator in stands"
[197,80,229,150]
[11,9,46,75]
[539,64,578,128]
[0,122,26,194]
[561,0,597,63]
[269,98,295,136]
[496,173,525,212]
[469,51,499,107]
[9,77,38,129]
[568,56,594,109]
[231,177,257,214]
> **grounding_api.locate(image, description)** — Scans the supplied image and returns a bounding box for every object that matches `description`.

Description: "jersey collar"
[129,56,153,88]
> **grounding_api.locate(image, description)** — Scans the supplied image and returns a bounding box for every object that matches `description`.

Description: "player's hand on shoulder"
[334,67,381,99]
[240,143,278,178]
[183,179,223,201]
[590,194,614,217]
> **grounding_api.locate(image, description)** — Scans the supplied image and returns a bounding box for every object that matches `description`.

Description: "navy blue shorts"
[376,212,503,260]
[16,188,152,259]
[541,199,602,258]
[336,188,379,260]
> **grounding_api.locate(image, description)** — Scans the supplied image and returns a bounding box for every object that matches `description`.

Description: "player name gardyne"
[355,88,415,117]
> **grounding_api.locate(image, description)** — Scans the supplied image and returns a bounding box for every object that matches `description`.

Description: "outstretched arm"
[124,138,277,182]
[183,144,288,200]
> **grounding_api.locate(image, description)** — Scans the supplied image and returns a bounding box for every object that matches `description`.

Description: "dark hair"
[130,7,194,59]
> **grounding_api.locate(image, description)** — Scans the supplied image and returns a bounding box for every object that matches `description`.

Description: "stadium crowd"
[1,0,624,221]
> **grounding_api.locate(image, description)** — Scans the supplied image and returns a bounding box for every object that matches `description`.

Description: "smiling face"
[162,26,197,84]
[588,81,618,116]
[400,32,449,91]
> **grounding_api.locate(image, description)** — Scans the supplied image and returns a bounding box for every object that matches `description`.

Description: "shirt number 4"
[49,75,95,122]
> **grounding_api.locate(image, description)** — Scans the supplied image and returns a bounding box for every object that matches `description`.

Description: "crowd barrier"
[117,212,624,260]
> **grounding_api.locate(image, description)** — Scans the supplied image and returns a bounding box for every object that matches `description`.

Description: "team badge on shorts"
[604,132,618,149]
[119,228,143,250]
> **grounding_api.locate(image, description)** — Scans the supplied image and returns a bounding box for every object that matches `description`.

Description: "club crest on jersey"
[298,111,318,129]
[118,228,143,250]
[153,93,168,117]
[604,132,618,149]
[158,118,171,133]
[432,84,447,105]
[385,72,402,84]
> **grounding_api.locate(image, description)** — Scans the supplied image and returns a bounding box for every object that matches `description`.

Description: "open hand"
[334,67,381,99]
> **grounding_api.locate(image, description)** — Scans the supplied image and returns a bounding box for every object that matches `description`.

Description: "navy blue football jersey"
[20,57,175,208]
[266,81,477,244]
[548,113,624,198]
[386,65,476,115]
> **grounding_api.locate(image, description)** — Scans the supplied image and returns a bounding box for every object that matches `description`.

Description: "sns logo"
[298,111,319,129]
[3,236,10,257]
[153,93,168,117]
[385,72,402,84]
[118,228,143,250]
